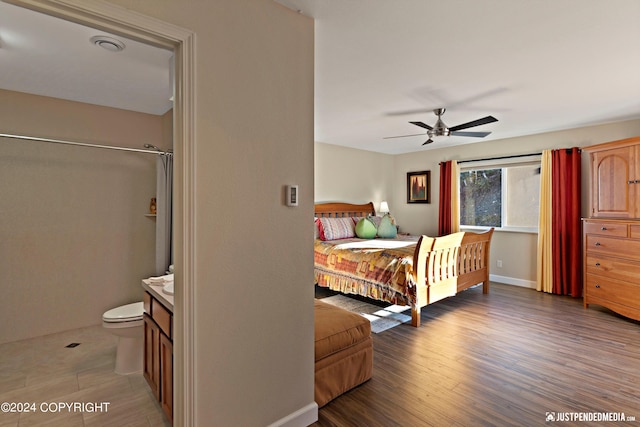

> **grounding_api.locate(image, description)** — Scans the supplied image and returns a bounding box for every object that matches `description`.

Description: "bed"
[314,202,494,327]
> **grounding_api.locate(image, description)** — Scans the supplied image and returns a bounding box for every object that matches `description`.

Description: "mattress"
[314,237,419,306]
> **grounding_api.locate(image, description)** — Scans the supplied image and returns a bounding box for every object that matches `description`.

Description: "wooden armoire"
[583,136,640,321]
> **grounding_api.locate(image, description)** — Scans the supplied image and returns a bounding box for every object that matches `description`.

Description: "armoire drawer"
[585,235,640,261]
[583,221,628,238]
[585,274,640,307]
[586,255,640,283]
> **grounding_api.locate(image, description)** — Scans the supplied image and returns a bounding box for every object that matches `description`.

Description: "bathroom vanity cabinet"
[142,285,173,423]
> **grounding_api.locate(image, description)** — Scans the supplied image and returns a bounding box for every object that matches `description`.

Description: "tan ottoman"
[314,299,373,407]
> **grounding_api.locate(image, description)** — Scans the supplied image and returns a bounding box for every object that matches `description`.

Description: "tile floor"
[0,325,170,427]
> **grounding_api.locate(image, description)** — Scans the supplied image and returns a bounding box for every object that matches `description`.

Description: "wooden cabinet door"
[143,314,160,400]
[160,333,173,423]
[591,146,637,218]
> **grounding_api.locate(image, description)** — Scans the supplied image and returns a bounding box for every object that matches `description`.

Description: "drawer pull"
[594,242,601,246]
[595,284,601,289]
[600,227,607,231]
[629,180,635,184]
[595,262,600,266]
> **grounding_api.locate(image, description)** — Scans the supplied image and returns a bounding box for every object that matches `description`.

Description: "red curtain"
[438,161,453,236]
[551,148,582,296]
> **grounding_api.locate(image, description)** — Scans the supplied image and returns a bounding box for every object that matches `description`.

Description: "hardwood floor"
[314,283,640,427]
[0,325,170,427]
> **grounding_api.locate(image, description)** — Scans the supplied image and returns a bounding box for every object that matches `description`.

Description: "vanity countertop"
[142,279,174,312]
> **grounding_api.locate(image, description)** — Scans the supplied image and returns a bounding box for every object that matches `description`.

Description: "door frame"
[4,0,196,424]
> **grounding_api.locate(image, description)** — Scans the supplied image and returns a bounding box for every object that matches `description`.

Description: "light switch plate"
[286,185,298,206]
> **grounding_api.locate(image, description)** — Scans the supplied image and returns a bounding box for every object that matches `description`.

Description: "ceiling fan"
[386,108,498,145]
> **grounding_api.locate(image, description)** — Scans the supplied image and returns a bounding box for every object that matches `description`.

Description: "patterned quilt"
[314,237,419,306]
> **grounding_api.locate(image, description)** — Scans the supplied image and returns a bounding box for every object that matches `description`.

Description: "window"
[459,163,540,231]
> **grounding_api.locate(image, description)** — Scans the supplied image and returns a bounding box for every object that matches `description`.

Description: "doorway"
[1,0,195,424]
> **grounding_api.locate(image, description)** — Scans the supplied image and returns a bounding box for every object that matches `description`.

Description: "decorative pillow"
[368,216,383,228]
[377,213,398,238]
[355,217,377,239]
[314,217,319,240]
[316,217,356,241]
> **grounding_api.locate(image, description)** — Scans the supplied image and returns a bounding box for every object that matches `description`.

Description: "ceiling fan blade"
[451,131,492,138]
[383,132,427,140]
[409,121,433,131]
[422,138,434,146]
[448,115,498,132]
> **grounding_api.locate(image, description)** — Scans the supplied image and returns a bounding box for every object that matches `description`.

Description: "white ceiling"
[277,0,640,154]
[2,1,639,154]
[0,1,173,116]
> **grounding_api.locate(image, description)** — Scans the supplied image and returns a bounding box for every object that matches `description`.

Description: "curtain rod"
[455,152,542,164]
[0,132,172,156]
[454,148,581,165]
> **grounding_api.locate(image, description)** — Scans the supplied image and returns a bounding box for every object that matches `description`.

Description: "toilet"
[102,302,144,375]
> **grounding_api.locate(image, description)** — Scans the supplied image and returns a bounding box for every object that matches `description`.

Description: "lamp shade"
[379,201,389,214]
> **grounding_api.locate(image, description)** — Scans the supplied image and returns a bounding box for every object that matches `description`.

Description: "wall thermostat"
[286,185,299,207]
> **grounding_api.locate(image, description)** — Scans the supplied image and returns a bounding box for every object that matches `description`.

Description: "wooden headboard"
[314,202,376,218]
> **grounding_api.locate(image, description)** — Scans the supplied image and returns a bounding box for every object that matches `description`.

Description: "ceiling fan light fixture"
[431,108,450,137]
[432,119,450,136]
[90,35,125,52]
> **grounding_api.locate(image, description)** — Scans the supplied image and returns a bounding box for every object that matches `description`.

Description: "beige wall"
[102,1,316,426]
[315,142,394,213]
[0,89,162,344]
[315,119,640,287]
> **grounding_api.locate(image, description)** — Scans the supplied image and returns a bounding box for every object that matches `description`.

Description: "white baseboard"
[267,402,318,427]
[490,274,536,289]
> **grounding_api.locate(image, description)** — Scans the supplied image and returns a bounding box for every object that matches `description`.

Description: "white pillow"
[316,217,356,241]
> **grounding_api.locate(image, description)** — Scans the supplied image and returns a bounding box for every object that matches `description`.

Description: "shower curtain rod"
[0,132,172,156]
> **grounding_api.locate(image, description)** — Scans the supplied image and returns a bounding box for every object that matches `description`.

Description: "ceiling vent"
[90,35,125,52]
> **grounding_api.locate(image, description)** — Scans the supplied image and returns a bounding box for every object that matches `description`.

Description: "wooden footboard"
[457,228,494,294]
[411,228,494,327]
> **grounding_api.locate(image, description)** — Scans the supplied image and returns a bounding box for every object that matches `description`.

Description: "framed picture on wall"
[407,170,431,204]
